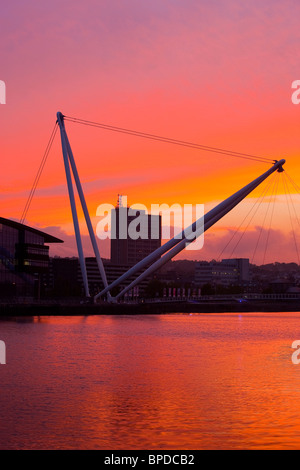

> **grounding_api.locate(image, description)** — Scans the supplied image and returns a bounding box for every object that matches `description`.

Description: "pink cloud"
[42,224,299,266]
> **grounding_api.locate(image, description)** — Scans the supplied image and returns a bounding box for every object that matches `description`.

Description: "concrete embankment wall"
[1,300,300,316]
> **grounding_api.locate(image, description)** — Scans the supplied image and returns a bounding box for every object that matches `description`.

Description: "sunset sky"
[1,0,300,264]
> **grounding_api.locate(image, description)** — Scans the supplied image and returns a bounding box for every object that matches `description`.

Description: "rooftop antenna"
[117,194,125,208]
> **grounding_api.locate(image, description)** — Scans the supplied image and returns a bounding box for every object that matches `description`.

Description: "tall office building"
[110,199,162,267]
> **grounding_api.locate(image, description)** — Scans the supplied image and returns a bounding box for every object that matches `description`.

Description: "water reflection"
[0,313,300,449]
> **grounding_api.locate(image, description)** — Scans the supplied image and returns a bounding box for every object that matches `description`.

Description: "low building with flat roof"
[45,257,150,299]
[0,217,63,297]
[195,258,250,289]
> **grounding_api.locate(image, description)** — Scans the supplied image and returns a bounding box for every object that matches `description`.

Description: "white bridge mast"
[57,112,110,299]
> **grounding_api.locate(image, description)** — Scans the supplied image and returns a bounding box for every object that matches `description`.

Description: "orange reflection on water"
[1,313,300,449]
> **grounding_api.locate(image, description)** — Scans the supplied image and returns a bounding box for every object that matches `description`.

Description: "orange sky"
[1,0,300,264]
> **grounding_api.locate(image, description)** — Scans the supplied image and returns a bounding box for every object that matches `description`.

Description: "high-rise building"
[110,202,162,267]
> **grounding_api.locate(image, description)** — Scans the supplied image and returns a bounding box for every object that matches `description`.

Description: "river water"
[1,312,300,449]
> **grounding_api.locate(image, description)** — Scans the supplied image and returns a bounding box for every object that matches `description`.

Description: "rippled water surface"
[1,312,300,449]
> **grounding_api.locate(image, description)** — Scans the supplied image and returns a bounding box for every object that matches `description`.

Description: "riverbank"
[1,299,300,315]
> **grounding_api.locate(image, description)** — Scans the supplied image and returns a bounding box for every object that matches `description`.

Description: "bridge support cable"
[251,172,280,265]
[94,159,285,301]
[64,115,275,165]
[282,172,300,230]
[282,172,300,265]
[225,173,278,261]
[262,172,280,265]
[217,172,277,261]
[284,171,300,196]
[283,171,300,235]
[20,122,58,225]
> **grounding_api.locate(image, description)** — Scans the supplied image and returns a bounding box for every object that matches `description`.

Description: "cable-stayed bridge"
[20,111,300,303]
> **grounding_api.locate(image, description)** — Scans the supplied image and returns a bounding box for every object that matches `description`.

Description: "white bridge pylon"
[57,112,110,299]
[57,111,285,303]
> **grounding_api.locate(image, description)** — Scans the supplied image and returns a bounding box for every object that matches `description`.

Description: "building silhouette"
[195,258,250,288]
[43,199,162,299]
[110,203,162,266]
[44,257,149,298]
[0,217,63,297]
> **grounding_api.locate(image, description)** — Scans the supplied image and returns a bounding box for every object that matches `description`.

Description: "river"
[0,312,300,449]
